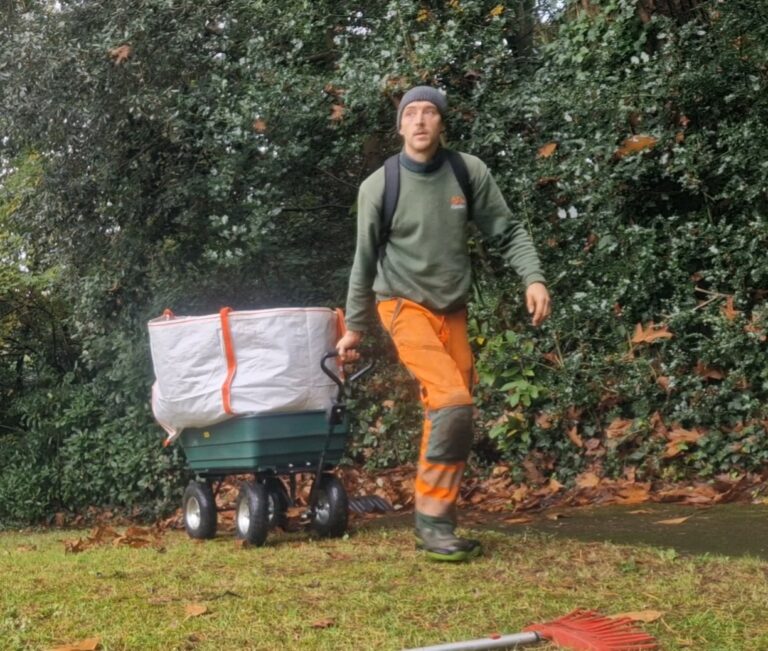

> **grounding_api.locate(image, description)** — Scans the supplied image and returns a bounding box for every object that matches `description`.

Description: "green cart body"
[176,354,381,546]
[180,409,349,477]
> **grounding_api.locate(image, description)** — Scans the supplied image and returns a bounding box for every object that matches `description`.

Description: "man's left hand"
[526,282,551,327]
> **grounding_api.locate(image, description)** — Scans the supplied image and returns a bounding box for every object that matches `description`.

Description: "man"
[337,86,551,561]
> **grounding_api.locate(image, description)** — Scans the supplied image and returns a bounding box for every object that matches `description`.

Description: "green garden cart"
[178,353,381,546]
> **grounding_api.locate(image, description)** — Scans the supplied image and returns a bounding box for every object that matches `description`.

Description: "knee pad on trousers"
[425,405,474,462]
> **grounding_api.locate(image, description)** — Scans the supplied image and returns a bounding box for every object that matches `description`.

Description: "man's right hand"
[336,330,363,362]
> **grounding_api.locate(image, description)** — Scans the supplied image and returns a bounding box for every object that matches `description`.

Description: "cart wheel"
[183,480,217,540]
[235,481,269,546]
[311,474,348,538]
[264,477,289,530]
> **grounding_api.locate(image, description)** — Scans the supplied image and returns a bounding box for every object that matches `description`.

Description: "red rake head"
[523,609,659,651]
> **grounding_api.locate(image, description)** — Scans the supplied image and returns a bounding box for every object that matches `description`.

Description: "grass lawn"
[1,517,767,650]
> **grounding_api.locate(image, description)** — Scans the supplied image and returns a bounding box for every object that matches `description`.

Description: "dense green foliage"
[1,0,766,524]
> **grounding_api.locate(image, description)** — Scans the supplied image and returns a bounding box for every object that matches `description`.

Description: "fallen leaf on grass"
[49,638,101,651]
[655,516,692,526]
[503,516,534,525]
[611,610,665,623]
[545,512,566,521]
[64,538,89,554]
[327,552,352,561]
[628,509,654,515]
[185,603,209,618]
[311,618,336,629]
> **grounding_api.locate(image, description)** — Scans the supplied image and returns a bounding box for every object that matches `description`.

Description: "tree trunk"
[511,0,536,59]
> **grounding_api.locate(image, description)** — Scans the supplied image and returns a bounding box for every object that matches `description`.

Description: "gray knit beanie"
[397,86,447,128]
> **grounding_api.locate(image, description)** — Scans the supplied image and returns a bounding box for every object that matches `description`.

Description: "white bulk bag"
[148,307,343,441]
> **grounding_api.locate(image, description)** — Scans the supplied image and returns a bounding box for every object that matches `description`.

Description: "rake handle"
[402,631,541,651]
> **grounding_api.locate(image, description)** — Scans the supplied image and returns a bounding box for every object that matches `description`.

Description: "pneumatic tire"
[183,480,217,540]
[311,474,348,538]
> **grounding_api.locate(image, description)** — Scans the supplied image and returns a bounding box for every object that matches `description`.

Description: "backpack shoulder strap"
[445,150,473,220]
[379,154,400,258]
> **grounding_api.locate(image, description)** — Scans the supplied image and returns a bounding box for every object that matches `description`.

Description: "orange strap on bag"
[219,307,237,415]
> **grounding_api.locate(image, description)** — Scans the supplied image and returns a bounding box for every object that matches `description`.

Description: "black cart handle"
[321,351,374,393]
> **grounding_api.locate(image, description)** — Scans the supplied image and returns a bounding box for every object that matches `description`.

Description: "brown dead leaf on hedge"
[614,134,657,158]
[605,418,633,440]
[631,322,673,345]
[694,361,725,380]
[567,425,584,448]
[108,44,132,65]
[721,295,740,321]
[537,142,558,158]
[664,427,705,458]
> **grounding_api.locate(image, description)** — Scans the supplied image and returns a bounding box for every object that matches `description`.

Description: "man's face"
[398,100,443,157]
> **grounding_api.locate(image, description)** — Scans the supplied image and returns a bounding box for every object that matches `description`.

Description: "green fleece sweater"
[344,149,546,332]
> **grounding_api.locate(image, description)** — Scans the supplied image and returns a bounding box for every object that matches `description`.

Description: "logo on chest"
[450,195,467,210]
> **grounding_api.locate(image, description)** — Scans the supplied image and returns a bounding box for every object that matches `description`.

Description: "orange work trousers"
[377,298,475,523]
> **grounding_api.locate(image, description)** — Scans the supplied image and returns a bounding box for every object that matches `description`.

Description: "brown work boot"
[415,526,482,562]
